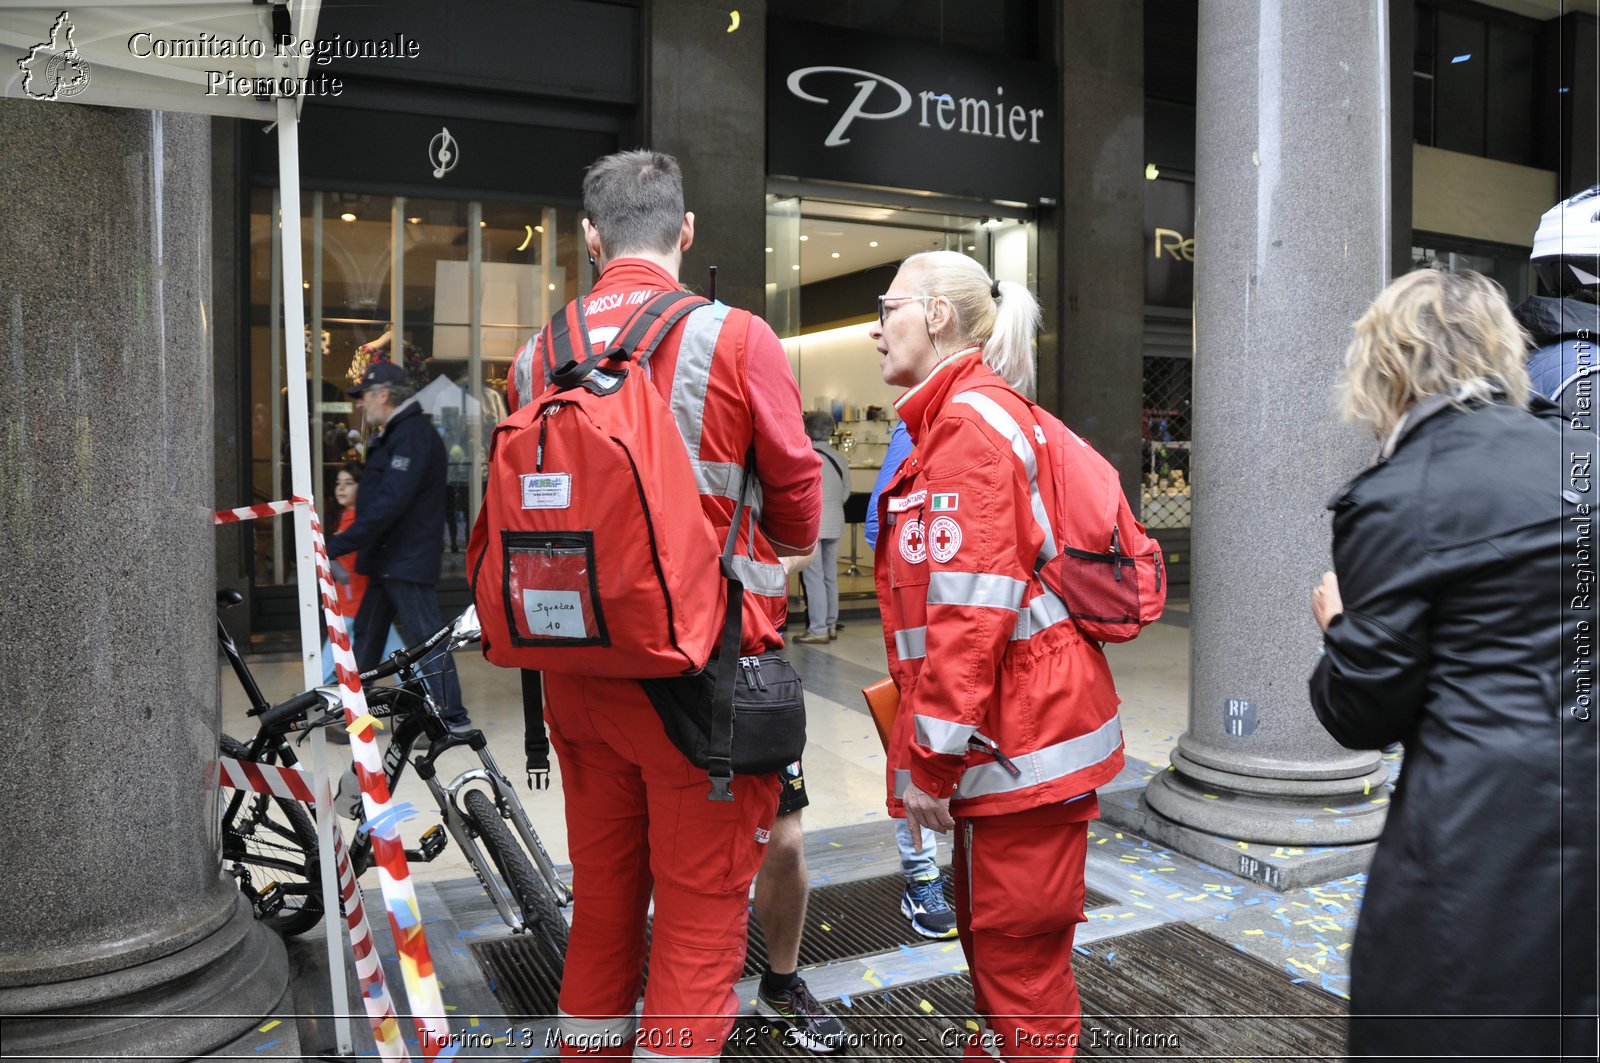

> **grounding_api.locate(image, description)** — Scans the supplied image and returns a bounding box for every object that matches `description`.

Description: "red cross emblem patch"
[928,516,963,563]
[898,518,927,564]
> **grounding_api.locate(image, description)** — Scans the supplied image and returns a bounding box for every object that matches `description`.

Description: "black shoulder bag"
[640,467,808,801]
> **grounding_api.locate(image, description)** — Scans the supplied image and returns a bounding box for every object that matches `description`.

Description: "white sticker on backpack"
[521,473,572,509]
[522,589,587,638]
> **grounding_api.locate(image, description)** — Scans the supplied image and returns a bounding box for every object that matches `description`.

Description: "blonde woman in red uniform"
[870,251,1125,1060]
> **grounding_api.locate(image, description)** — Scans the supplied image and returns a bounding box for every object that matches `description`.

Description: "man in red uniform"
[509,150,821,1060]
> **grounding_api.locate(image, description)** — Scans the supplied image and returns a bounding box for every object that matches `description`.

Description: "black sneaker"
[756,976,847,1054]
[901,876,958,939]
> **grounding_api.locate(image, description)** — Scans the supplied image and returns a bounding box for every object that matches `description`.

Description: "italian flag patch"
[930,493,958,512]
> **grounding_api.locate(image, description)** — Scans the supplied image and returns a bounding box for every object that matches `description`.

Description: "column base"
[1142,747,1389,847]
[0,894,289,1062]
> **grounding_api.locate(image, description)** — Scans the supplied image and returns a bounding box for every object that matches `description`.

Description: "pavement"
[216,597,1373,1060]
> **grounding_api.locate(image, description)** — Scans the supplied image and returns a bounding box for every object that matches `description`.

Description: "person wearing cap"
[1514,184,1600,417]
[324,360,469,731]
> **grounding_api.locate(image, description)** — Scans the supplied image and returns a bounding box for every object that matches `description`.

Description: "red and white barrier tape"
[214,496,453,1060]
[218,756,409,1061]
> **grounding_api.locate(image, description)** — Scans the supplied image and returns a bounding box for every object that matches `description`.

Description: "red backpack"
[967,385,1165,643]
[1037,408,1165,642]
[467,291,724,676]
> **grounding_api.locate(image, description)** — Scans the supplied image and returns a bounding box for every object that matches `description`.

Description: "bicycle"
[217,594,572,965]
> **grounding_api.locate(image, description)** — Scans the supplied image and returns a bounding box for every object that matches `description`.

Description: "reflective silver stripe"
[927,571,1026,612]
[958,715,1122,798]
[668,302,729,460]
[1010,591,1072,640]
[731,554,787,598]
[892,714,1122,800]
[558,1011,635,1046]
[951,391,1057,565]
[895,626,928,661]
[694,459,745,502]
[915,714,977,755]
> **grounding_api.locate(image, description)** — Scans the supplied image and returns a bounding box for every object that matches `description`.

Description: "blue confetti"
[255,1040,281,1053]
[839,993,854,1008]
[362,801,421,838]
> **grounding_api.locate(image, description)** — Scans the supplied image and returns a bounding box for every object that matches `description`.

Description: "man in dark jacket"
[325,361,468,728]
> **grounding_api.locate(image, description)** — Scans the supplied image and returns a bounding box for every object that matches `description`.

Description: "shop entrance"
[764,193,1036,601]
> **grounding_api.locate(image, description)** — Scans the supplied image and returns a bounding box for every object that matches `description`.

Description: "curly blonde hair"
[1341,268,1531,436]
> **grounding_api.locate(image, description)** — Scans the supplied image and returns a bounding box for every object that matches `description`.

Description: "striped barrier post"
[215,497,454,1060]
[219,756,410,1062]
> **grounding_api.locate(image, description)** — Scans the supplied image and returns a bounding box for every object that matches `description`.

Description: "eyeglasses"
[877,295,934,326]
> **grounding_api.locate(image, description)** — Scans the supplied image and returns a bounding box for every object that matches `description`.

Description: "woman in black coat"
[1309,268,1596,1060]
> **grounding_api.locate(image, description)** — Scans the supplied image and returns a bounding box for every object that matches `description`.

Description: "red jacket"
[509,259,820,653]
[875,349,1124,818]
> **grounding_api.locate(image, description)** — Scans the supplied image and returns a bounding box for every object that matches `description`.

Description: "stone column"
[1141,1,1392,850]
[647,0,767,312]
[1055,0,1146,504]
[0,101,288,1059]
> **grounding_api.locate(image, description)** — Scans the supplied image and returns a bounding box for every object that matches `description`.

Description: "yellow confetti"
[259,1020,281,1033]
[1201,793,1219,800]
[444,1004,457,1012]
[942,943,960,952]
[1129,889,1145,896]
[1236,841,1250,850]
[1363,778,1372,795]
[1134,901,1155,910]
[829,841,842,847]
[919,1000,935,1014]
[1115,832,1123,839]
[346,713,382,734]
[1167,891,1183,899]
[1287,848,1305,856]
[1202,883,1221,889]
[1096,837,1108,844]
[469,1016,480,1028]
[966,1020,981,1033]
[1370,797,1389,805]
[1183,894,1206,902]
[1338,943,1352,951]
[820,922,832,932]
[1243,929,1265,936]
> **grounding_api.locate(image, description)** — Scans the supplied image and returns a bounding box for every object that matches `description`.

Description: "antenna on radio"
[708,265,718,302]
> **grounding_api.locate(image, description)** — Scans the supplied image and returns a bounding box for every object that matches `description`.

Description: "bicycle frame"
[351,653,573,931]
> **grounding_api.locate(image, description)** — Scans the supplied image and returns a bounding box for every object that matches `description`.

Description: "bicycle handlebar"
[256,688,337,732]
[358,620,455,685]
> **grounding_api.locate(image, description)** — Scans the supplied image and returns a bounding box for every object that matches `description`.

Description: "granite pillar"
[0,100,288,1059]
[1055,0,1146,504]
[647,0,768,313]
[1141,1,1392,848]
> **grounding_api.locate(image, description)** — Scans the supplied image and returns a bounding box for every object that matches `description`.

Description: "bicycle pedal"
[253,881,286,918]
[406,825,448,863]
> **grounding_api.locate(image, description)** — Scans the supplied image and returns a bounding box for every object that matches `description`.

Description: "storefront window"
[247,190,583,593]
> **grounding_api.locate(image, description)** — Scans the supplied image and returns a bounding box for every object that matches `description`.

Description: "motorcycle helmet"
[1531,184,1600,298]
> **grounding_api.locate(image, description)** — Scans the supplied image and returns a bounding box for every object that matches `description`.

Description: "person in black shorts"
[751,759,847,1052]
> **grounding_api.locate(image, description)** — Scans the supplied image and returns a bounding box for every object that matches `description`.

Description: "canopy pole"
[275,92,353,1055]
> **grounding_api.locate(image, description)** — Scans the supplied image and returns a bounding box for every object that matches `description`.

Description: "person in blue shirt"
[864,418,956,939]
[324,361,469,732]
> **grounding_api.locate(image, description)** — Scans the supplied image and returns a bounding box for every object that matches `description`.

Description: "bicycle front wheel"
[463,788,568,964]
[220,735,325,936]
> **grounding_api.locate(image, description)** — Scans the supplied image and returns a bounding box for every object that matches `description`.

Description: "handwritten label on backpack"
[521,589,588,638]
[521,473,572,509]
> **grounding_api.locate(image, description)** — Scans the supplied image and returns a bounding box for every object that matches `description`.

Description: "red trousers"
[952,803,1093,1061]
[544,673,779,1061]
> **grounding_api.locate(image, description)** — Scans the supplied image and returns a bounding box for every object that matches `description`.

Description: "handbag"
[641,464,807,800]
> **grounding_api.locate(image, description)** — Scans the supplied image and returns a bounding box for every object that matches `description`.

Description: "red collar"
[593,258,682,294]
[894,348,996,445]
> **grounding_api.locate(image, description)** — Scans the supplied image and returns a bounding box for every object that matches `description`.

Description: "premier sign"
[769,21,1060,205]
[786,66,1048,147]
